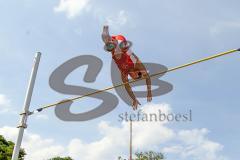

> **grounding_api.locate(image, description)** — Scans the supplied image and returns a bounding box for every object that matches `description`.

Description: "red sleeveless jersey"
[112,52,134,74]
[110,35,135,74]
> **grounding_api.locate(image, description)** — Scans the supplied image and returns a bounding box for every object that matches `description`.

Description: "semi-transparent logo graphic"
[49,55,173,121]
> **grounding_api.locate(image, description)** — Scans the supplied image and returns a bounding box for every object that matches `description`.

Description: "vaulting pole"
[11,52,41,160]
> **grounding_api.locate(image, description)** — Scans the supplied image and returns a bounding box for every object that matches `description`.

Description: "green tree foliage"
[118,151,165,160]
[135,151,165,160]
[48,157,73,160]
[0,135,26,160]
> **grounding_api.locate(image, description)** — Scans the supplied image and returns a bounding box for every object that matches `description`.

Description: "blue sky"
[0,0,240,159]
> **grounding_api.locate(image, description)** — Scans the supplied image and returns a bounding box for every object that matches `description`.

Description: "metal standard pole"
[11,52,41,160]
[130,120,132,160]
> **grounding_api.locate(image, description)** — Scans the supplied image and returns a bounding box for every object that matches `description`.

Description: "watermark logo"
[49,55,173,121]
[118,109,192,122]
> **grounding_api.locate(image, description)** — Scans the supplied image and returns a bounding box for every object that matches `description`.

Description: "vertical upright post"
[130,120,132,160]
[11,52,41,160]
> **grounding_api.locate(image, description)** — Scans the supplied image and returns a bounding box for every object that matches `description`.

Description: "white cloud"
[54,0,91,19]
[54,1,132,30]
[0,94,12,114]
[93,9,133,30]
[66,103,227,160]
[0,103,228,160]
[166,128,226,160]
[0,126,66,160]
[105,10,129,29]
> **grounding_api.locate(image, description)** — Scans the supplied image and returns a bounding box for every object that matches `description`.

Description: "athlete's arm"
[121,73,140,110]
[132,55,152,102]
[143,72,152,102]
[102,25,111,43]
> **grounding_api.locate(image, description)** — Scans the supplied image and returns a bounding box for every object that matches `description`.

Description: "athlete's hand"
[132,99,141,110]
[147,91,152,102]
[103,25,109,32]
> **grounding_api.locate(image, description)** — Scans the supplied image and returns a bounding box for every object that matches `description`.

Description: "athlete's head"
[104,35,132,53]
[112,35,132,52]
[102,26,132,54]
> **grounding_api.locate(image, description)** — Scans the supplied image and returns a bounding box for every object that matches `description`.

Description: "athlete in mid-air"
[102,26,152,110]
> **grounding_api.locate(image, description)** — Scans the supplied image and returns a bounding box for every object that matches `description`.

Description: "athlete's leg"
[133,59,148,78]
[133,60,153,102]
